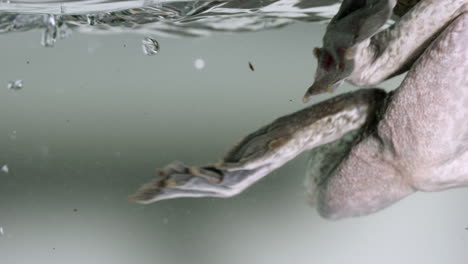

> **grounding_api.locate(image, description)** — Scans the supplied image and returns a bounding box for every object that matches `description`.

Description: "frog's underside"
[130,0,468,219]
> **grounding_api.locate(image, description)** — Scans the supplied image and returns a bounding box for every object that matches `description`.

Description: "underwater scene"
[0,0,467,263]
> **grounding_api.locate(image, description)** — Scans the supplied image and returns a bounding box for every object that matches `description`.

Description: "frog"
[130,0,468,219]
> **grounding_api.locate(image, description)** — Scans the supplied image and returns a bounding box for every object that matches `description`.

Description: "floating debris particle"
[248,61,255,71]
[194,58,205,70]
[73,208,78,213]
[26,60,30,64]
[162,218,169,224]
[142,37,160,56]
[1,165,8,173]
[7,80,23,91]
[0,226,3,236]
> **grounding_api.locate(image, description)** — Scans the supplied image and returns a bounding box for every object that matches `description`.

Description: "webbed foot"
[129,161,231,203]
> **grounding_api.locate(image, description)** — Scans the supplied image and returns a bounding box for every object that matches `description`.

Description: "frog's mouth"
[303,47,351,103]
[303,79,344,103]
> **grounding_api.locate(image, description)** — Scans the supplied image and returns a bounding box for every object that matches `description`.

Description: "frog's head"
[302,0,395,103]
[303,46,355,103]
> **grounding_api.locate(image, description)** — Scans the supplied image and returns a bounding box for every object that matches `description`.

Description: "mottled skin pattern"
[130,1,468,219]
[349,0,467,87]
[129,89,387,202]
[314,13,468,219]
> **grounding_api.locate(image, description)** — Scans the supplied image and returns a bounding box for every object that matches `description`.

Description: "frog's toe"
[129,162,230,204]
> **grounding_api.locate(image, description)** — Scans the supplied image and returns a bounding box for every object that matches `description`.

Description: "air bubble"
[194,58,205,70]
[87,15,96,25]
[142,37,160,56]
[7,80,23,91]
[41,15,58,47]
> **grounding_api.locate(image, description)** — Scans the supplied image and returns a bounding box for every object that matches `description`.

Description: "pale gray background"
[0,21,467,264]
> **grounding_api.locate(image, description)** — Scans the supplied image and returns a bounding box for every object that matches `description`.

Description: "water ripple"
[0,0,341,40]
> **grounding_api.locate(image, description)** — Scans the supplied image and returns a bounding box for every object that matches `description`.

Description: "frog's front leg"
[129,89,388,204]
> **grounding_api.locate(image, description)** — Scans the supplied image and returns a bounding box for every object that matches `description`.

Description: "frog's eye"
[320,50,334,71]
[313,47,321,58]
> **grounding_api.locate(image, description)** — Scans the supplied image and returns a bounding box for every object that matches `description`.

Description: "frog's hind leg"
[313,135,416,220]
[305,129,362,207]
[129,89,388,204]
[307,12,468,220]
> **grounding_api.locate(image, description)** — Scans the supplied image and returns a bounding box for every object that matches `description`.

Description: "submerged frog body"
[130,0,468,219]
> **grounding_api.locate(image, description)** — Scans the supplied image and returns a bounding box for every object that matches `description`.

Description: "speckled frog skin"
[130,0,468,220]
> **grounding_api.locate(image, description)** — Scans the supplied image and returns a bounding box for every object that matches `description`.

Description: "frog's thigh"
[417,150,468,191]
[305,129,361,207]
[315,136,414,220]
